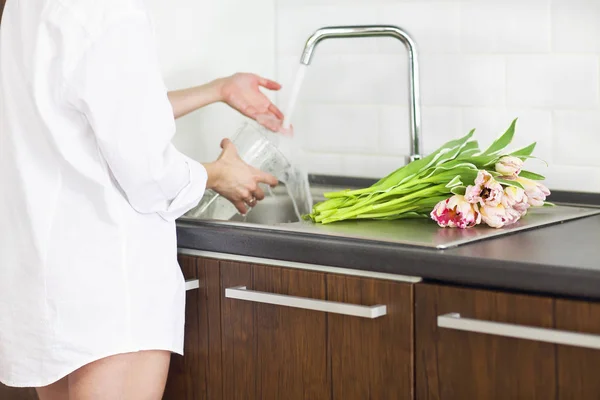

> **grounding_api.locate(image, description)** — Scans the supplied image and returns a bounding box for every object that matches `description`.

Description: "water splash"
[278,64,313,220]
[282,64,308,130]
[280,166,313,220]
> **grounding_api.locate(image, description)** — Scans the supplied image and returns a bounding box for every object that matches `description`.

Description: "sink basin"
[228,184,327,225]
[180,179,600,249]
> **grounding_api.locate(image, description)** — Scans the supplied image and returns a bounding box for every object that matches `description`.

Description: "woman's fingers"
[254,168,278,187]
[259,77,282,91]
[268,103,284,120]
[233,200,249,215]
[255,114,282,132]
[252,185,266,201]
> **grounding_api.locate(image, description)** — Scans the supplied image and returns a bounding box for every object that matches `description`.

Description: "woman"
[0,0,287,398]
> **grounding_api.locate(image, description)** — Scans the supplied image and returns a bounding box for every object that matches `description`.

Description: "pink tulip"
[495,156,523,177]
[516,177,551,207]
[480,204,521,228]
[431,195,481,229]
[464,170,504,207]
[501,186,529,216]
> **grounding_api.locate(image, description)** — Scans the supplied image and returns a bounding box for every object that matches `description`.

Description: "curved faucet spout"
[300,25,423,162]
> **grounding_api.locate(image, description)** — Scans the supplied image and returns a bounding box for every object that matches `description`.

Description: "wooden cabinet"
[168,256,415,400]
[168,254,600,399]
[415,283,600,400]
[221,262,330,400]
[163,255,222,400]
[220,261,414,400]
[327,274,413,399]
[0,385,37,400]
[555,299,600,398]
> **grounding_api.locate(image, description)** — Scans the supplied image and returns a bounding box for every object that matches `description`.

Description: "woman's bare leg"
[68,350,171,400]
[36,376,69,400]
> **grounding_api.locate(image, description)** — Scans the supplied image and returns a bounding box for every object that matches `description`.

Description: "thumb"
[218,138,240,162]
[220,138,233,149]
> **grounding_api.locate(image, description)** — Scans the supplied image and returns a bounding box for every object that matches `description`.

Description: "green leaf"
[519,170,545,180]
[459,148,480,158]
[480,118,517,156]
[445,175,463,188]
[509,142,537,158]
[371,130,476,190]
[420,161,479,179]
[496,178,524,190]
[543,201,556,207]
[458,155,500,168]
[455,140,480,159]
[451,186,466,196]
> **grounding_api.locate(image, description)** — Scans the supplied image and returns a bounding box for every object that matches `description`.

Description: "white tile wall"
[146,0,275,162]
[274,0,600,193]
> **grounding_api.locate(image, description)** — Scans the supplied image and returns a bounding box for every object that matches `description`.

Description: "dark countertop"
[176,176,600,302]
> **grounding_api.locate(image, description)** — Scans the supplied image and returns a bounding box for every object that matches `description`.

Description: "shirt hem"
[0,345,184,388]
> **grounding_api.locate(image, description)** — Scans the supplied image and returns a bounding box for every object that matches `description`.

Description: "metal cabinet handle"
[225,286,387,319]
[438,313,600,350]
[185,279,200,291]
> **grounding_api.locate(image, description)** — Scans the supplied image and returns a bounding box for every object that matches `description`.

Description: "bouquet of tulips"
[304,118,551,229]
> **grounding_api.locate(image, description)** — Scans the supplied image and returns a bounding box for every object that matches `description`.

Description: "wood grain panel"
[220,261,255,400]
[0,385,38,400]
[252,265,329,400]
[556,298,600,399]
[415,283,556,400]
[204,258,223,399]
[327,275,414,400]
[163,255,213,400]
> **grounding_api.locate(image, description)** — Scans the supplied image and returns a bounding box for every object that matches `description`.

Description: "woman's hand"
[219,73,286,132]
[203,138,278,215]
[168,72,291,134]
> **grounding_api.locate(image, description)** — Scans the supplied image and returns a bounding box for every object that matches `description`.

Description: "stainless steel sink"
[228,184,327,225]
[180,181,600,250]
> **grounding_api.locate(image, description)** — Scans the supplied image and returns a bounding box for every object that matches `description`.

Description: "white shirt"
[0,0,208,387]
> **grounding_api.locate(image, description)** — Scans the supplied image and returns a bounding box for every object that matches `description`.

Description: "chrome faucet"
[299,25,423,162]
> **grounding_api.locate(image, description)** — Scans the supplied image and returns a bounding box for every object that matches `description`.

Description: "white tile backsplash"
[376,2,461,54]
[150,0,600,193]
[421,55,506,106]
[379,106,464,156]
[278,54,409,106]
[507,55,599,109]
[299,104,380,154]
[273,0,600,192]
[462,108,554,165]
[461,3,550,53]
[147,0,275,162]
[554,111,600,168]
[552,0,600,53]
[276,5,381,56]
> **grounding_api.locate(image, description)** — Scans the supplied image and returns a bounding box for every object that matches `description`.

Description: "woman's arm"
[167,79,225,119]
[168,73,287,133]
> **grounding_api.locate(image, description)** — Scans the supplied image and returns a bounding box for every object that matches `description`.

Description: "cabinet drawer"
[221,262,414,400]
[416,283,600,400]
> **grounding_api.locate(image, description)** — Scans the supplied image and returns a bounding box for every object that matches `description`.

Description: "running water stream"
[276,64,313,220]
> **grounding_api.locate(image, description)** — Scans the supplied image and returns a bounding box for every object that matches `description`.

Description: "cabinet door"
[415,283,556,399]
[163,255,223,400]
[221,262,330,400]
[555,299,600,398]
[327,275,414,400]
[0,385,37,400]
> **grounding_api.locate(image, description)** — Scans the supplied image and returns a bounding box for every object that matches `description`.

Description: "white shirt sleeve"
[65,11,208,222]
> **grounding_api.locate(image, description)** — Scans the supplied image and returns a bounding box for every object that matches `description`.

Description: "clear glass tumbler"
[185,121,294,220]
